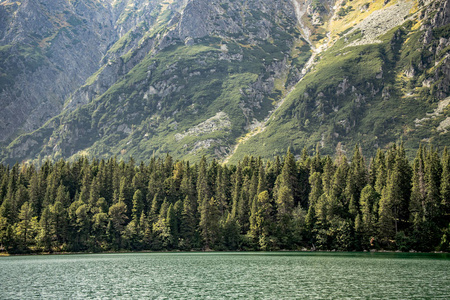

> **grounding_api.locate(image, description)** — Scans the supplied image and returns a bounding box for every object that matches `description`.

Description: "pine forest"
[1,144,450,254]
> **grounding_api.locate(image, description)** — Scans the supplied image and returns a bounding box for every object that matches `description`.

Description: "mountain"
[0,0,116,142]
[0,0,449,164]
[231,0,450,162]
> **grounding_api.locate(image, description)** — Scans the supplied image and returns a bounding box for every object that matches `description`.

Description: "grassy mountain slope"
[230,0,450,162]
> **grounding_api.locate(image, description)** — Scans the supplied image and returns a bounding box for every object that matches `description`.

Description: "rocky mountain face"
[0,0,116,142]
[0,0,449,164]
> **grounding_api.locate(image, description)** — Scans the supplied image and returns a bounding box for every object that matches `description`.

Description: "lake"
[1,252,449,299]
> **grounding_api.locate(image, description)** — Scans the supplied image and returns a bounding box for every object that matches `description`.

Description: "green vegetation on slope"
[231,14,450,162]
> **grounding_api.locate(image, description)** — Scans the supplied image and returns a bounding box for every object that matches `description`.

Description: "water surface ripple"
[1,252,449,299]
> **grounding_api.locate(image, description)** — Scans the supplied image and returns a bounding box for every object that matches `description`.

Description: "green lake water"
[0,252,449,299]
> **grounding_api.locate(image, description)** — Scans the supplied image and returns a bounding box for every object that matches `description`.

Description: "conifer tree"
[249,196,258,240]
[410,145,426,221]
[345,145,367,216]
[55,184,70,208]
[180,195,198,249]
[131,189,144,225]
[0,192,16,227]
[132,172,147,201]
[396,144,412,226]
[237,176,251,233]
[0,166,9,203]
[196,156,210,209]
[266,156,282,195]
[97,159,110,203]
[199,196,220,249]
[16,202,37,250]
[207,159,218,196]
[37,207,53,252]
[75,203,90,248]
[311,144,322,174]
[108,201,128,249]
[139,212,152,248]
[88,177,101,210]
[248,172,259,209]
[321,156,335,195]
[118,176,133,218]
[277,148,298,201]
[374,149,386,194]
[147,169,163,207]
[359,185,379,246]
[158,199,169,222]
[78,181,90,205]
[305,202,317,235]
[51,201,67,247]
[441,147,450,220]
[231,163,243,219]
[256,162,267,196]
[378,186,395,245]
[92,210,109,248]
[43,171,59,208]
[385,143,397,171]
[424,146,442,221]
[173,200,183,239]
[368,157,377,188]
[215,166,228,216]
[163,154,173,179]
[149,194,161,225]
[222,213,241,250]
[255,191,274,250]
[180,162,196,209]
[308,172,323,209]
[331,156,349,214]
[14,185,28,217]
[166,203,178,248]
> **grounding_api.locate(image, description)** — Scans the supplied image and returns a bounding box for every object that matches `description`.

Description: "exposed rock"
[423,28,433,44]
[437,117,450,133]
[336,78,350,95]
[405,66,415,78]
[360,3,370,12]
[415,97,450,126]
[189,139,217,153]
[0,0,117,142]
[175,112,232,141]
[117,124,132,134]
[382,86,391,100]
[345,1,414,48]
[184,37,194,46]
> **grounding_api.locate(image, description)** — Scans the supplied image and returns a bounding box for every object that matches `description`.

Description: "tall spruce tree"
[199,196,220,249]
[410,145,426,221]
[424,146,442,222]
[441,147,450,221]
[16,202,37,250]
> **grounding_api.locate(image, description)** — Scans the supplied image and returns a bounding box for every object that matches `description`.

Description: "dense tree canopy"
[0,144,449,254]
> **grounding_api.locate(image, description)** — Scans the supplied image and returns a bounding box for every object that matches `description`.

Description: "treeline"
[0,144,449,254]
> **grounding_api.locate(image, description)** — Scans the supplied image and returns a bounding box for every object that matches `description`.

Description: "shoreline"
[1,249,448,257]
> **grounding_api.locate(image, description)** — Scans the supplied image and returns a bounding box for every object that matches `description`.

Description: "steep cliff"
[0,0,116,142]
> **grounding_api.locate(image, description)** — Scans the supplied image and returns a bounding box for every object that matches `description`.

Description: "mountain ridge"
[0,0,449,164]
